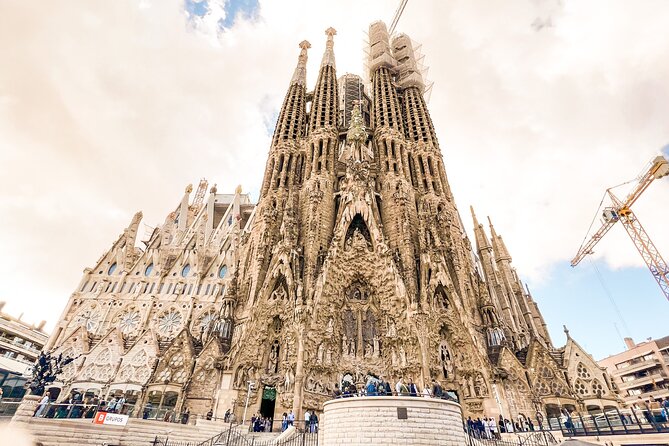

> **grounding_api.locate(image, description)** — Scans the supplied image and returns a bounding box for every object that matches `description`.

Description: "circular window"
[145,263,154,277]
[219,265,228,279]
[108,263,117,275]
[181,264,191,277]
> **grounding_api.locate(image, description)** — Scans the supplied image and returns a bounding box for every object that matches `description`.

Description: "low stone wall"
[321,396,466,446]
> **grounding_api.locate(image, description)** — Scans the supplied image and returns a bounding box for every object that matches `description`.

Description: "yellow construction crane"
[571,155,669,301]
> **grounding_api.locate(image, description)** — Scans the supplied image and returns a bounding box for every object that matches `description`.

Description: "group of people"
[466,415,538,439]
[634,396,669,424]
[249,413,273,432]
[33,390,126,419]
[332,377,456,401]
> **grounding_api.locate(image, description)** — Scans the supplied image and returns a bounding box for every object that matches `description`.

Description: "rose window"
[575,379,588,396]
[173,370,188,383]
[119,311,141,334]
[135,368,150,382]
[131,349,148,366]
[158,310,182,335]
[157,369,171,382]
[76,308,102,332]
[577,363,591,379]
[94,348,112,365]
[168,353,185,368]
[199,311,218,333]
[592,380,605,395]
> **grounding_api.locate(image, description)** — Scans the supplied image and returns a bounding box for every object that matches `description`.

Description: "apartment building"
[599,336,669,405]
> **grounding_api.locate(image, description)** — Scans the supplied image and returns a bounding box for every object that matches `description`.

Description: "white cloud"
[1,0,668,330]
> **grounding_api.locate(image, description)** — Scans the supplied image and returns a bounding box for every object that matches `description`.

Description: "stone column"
[291,316,306,418]
[10,395,40,425]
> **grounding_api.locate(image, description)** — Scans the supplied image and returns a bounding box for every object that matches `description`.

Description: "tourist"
[504,418,514,433]
[383,379,392,396]
[281,412,288,431]
[332,383,342,399]
[466,416,474,436]
[431,379,443,399]
[288,410,295,426]
[310,411,318,433]
[163,409,174,422]
[408,378,418,397]
[181,408,190,425]
[376,378,387,396]
[366,379,377,396]
[489,417,498,439]
[304,409,311,431]
[395,378,404,396]
[250,413,257,431]
[115,395,126,414]
[528,418,535,431]
[206,409,213,420]
[143,402,153,419]
[498,415,506,433]
[34,392,50,418]
[108,396,117,414]
[422,385,431,398]
[483,417,491,439]
[224,408,231,423]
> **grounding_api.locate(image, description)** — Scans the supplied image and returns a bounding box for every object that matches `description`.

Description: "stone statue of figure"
[349,337,356,356]
[325,345,332,364]
[268,341,280,373]
[326,318,334,335]
[391,348,398,367]
[399,346,407,367]
[387,319,397,337]
[317,343,324,364]
[284,366,294,391]
[373,337,380,358]
[342,335,349,356]
[364,343,372,358]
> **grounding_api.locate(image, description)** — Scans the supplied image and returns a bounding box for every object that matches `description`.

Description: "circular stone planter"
[320,396,466,446]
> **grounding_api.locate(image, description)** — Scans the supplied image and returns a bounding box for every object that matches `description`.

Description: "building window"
[145,263,154,277]
[219,265,228,279]
[181,264,191,278]
[108,263,117,275]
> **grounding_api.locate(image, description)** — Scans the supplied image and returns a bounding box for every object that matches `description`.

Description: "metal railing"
[545,407,669,437]
[153,424,319,446]
[465,429,558,446]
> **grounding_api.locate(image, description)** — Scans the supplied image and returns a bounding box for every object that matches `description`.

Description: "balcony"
[623,387,669,403]
[618,371,667,390]
[613,358,660,376]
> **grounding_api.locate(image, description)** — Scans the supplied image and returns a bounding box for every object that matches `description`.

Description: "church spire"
[271,40,309,147]
[488,217,511,261]
[308,28,338,133]
[471,206,491,251]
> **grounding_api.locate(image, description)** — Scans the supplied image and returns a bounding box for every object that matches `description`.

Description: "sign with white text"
[93,411,129,426]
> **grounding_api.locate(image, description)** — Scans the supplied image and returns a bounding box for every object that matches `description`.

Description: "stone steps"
[20,417,228,446]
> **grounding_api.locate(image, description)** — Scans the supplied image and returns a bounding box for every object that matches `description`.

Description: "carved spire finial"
[290,40,310,86]
[322,27,337,68]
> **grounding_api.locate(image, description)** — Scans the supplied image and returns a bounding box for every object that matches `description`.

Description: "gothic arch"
[344,214,372,248]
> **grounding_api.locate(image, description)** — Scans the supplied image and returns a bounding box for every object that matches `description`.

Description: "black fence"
[465,430,558,446]
[152,426,318,446]
[545,408,669,437]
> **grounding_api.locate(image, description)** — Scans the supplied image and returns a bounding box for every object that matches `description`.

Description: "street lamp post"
[242,381,255,426]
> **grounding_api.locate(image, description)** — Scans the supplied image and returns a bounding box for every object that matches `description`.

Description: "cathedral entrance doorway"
[259,386,276,424]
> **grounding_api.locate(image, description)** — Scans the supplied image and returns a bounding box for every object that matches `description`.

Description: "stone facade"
[43,21,619,424]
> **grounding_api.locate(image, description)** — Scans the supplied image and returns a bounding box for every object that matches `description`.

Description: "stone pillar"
[321,396,466,446]
[10,395,40,425]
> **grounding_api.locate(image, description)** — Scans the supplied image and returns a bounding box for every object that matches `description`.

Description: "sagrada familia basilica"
[45,22,620,422]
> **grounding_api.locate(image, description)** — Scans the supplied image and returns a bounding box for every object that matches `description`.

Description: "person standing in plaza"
[288,410,295,426]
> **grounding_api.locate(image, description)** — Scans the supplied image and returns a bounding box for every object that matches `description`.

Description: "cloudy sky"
[1,0,668,359]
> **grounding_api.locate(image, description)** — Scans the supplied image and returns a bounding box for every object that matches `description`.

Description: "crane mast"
[571,155,669,301]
